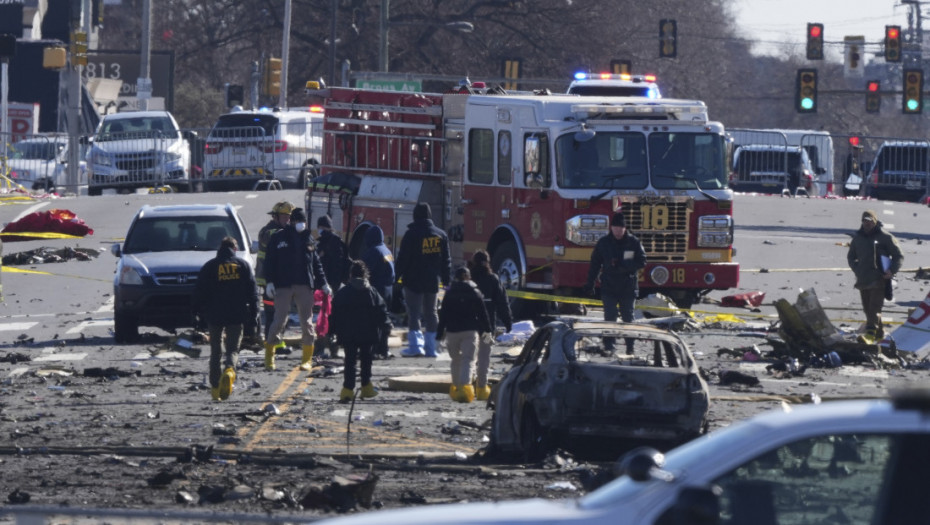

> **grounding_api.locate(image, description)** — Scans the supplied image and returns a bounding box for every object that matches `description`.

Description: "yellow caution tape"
[2,267,51,275]
[505,288,905,326]
[0,231,86,240]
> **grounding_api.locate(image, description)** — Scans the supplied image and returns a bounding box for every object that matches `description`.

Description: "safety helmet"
[269,201,295,215]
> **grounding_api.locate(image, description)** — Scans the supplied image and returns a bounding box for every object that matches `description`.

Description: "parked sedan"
[311,392,930,525]
[487,319,710,460]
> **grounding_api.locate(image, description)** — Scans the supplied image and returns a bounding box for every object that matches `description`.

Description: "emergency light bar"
[571,101,707,122]
[572,72,658,83]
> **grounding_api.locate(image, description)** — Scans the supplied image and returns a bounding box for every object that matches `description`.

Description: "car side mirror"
[111,243,122,257]
[250,240,259,254]
[816,167,826,175]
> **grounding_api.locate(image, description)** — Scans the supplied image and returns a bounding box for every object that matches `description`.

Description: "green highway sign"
[356,79,422,92]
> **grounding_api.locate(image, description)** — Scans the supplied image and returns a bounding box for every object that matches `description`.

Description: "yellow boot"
[219,367,236,400]
[457,385,475,403]
[299,344,315,371]
[264,342,276,370]
[475,384,492,401]
[360,383,379,399]
[339,387,354,403]
[449,384,459,401]
[211,387,221,401]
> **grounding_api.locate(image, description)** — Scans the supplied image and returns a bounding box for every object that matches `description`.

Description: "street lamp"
[379,0,474,72]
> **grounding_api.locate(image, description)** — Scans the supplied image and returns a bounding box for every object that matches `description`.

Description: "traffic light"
[659,19,677,58]
[795,68,817,113]
[866,80,881,113]
[610,59,631,75]
[264,57,282,97]
[903,69,923,114]
[225,83,244,108]
[806,23,824,60]
[501,58,521,90]
[885,25,902,62]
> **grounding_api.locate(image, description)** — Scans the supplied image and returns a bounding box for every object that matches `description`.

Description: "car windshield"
[555,131,727,190]
[735,150,806,175]
[122,217,242,253]
[10,141,62,161]
[98,116,179,141]
[876,146,930,172]
[211,114,279,138]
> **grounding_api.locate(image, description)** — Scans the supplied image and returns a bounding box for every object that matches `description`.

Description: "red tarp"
[1,209,94,242]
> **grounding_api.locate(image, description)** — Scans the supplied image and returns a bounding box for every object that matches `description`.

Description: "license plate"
[233,147,247,155]
[906,179,922,190]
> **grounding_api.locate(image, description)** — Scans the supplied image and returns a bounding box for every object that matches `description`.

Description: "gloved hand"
[265,282,276,299]
[481,332,495,345]
[322,284,333,296]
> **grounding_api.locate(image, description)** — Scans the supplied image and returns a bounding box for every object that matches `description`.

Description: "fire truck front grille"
[623,201,690,262]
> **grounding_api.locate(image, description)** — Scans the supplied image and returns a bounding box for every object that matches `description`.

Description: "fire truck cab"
[306,85,737,311]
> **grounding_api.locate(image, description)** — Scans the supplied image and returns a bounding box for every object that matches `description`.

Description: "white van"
[729,128,834,196]
[202,107,324,191]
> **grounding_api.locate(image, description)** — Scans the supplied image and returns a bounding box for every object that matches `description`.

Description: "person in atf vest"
[395,202,451,358]
[193,236,259,401]
[436,266,492,403]
[330,260,391,403]
[314,214,349,359]
[255,200,294,353]
[468,249,513,401]
[584,212,647,354]
[360,225,396,359]
[263,208,332,371]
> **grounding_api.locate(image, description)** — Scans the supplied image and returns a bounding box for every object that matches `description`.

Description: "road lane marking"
[0,321,39,331]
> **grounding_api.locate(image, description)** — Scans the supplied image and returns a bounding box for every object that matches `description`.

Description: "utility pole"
[279,0,292,108]
[138,0,152,110]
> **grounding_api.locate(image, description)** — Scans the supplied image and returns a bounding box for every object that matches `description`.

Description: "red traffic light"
[849,137,860,147]
[867,81,879,92]
[887,27,899,39]
[809,25,822,38]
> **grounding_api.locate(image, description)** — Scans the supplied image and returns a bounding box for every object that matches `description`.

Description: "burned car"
[487,319,709,460]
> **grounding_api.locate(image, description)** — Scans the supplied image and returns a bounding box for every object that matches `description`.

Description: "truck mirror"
[524,136,541,187]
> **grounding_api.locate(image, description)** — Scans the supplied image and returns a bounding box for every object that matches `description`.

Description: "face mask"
[295,222,307,232]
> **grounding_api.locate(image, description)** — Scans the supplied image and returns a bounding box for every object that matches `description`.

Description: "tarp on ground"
[0,209,94,241]
[889,290,930,357]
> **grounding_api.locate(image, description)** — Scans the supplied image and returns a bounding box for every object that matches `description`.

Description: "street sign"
[82,50,175,111]
[356,78,422,92]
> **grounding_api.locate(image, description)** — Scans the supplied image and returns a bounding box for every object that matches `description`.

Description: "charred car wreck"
[487,320,710,460]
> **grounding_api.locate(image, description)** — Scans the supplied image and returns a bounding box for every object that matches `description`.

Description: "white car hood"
[311,498,588,525]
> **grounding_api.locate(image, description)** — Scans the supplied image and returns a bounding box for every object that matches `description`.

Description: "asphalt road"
[0,190,929,519]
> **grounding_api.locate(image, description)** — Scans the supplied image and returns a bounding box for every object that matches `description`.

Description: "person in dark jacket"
[315,214,349,359]
[585,212,647,354]
[468,250,512,401]
[395,202,451,357]
[330,260,391,402]
[264,208,332,371]
[437,267,492,403]
[316,214,349,288]
[193,236,259,401]
[847,210,903,339]
[255,200,294,352]
[360,225,395,359]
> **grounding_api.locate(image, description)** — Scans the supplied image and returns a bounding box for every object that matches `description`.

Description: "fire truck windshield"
[648,132,728,190]
[555,131,727,190]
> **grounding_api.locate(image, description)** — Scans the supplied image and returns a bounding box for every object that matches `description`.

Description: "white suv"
[87,111,193,195]
[202,108,323,191]
[4,134,87,192]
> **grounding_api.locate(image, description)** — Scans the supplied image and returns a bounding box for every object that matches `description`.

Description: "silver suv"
[87,111,193,195]
[110,203,255,342]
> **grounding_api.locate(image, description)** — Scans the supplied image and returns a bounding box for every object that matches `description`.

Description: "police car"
[567,72,661,98]
[312,390,930,525]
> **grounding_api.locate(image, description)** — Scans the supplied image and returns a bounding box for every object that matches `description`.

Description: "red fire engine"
[305,83,738,311]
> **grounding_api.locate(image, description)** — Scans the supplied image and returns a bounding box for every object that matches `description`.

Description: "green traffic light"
[907,99,920,111]
[801,98,814,110]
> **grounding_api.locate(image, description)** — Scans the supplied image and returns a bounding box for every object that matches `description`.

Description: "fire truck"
[304,83,738,311]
